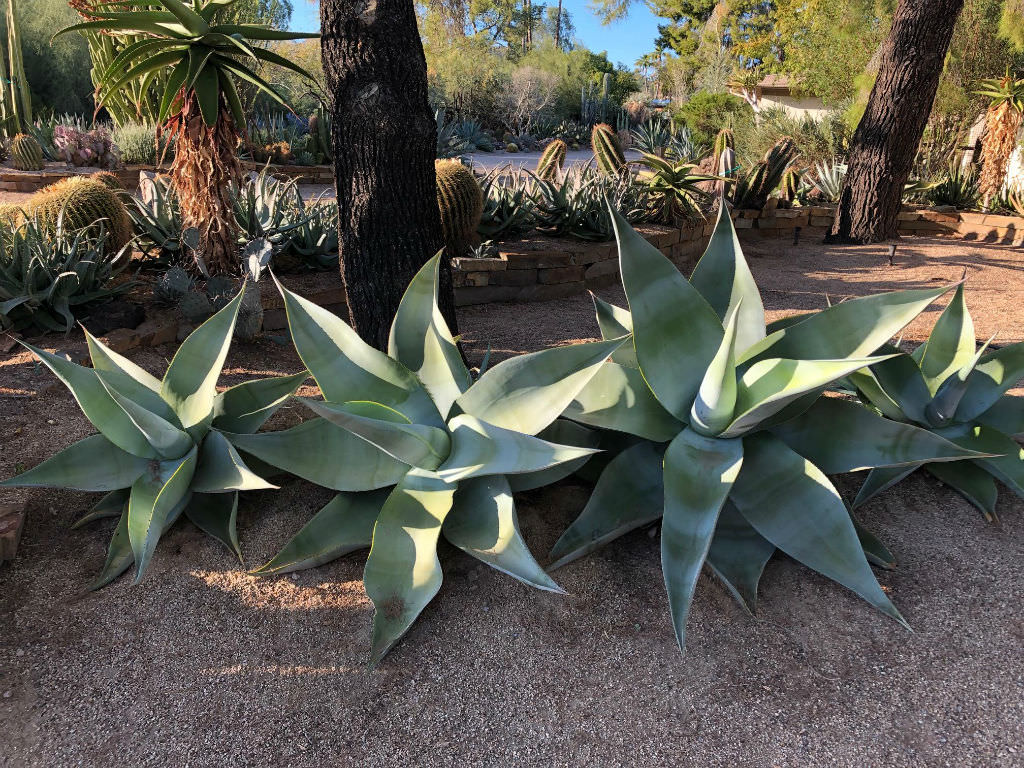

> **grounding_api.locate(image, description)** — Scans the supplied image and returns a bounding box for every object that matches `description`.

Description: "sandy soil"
[1,235,1023,767]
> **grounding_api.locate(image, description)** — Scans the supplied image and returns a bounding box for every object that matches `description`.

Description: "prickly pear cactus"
[179,291,214,323]
[154,266,193,306]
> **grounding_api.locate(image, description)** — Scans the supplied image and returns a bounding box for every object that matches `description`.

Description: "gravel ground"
[1,235,1023,767]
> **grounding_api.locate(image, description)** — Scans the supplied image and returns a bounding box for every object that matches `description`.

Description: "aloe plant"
[553,202,984,650]
[848,284,1024,521]
[0,292,307,588]
[229,256,621,664]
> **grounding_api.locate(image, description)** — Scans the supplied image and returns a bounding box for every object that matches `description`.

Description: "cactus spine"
[435,159,483,255]
[537,139,567,181]
[591,122,626,176]
[27,177,133,250]
[10,132,43,170]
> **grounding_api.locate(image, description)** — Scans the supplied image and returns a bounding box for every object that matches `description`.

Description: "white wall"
[760,94,829,122]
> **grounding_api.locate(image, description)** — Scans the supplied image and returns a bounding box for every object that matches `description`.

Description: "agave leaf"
[563,361,682,442]
[0,434,150,491]
[662,428,743,649]
[723,356,894,437]
[439,414,599,483]
[443,474,563,592]
[225,419,409,491]
[548,441,665,569]
[507,420,600,492]
[613,206,723,420]
[765,312,812,334]
[364,469,456,665]
[853,464,922,509]
[917,283,975,394]
[88,509,134,591]
[184,491,240,559]
[192,431,277,492]
[211,371,308,434]
[953,342,1024,422]
[935,424,1024,498]
[705,501,775,613]
[161,291,242,434]
[859,351,932,423]
[455,338,624,436]
[85,328,162,393]
[127,446,197,582]
[924,336,995,427]
[770,397,985,472]
[71,488,130,529]
[739,285,952,365]
[591,294,637,367]
[96,371,194,459]
[388,253,471,418]
[250,490,390,576]
[18,342,158,458]
[851,517,897,569]
[274,277,442,428]
[730,433,907,627]
[298,398,451,471]
[976,395,1024,438]
[925,461,999,522]
[689,204,766,354]
[690,303,739,435]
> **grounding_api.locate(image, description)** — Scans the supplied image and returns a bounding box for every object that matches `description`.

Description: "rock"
[0,504,26,562]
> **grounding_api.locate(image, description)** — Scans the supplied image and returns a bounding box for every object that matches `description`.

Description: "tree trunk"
[554,0,562,49]
[827,0,965,244]
[321,0,454,350]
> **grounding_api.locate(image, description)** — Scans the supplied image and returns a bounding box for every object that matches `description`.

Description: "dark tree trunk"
[321,0,456,350]
[827,0,965,244]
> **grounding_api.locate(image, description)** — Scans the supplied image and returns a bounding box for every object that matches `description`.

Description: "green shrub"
[675,92,752,148]
[112,122,161,166]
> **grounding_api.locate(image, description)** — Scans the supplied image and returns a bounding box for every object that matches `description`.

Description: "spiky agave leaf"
[553,200,980,652]
[849,281,1024,518]
[241,254,622,663]
[1,288,305,586]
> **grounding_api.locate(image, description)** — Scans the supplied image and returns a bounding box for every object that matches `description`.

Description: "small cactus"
[154,266,193,306]
[781,166,801,203]
[537,140,567,182]
[11,134,44,171]
[713,128,735,163]
[179,291,214,322]
[505,143,519,153]
[435,159,483,256]
[591,123,625,176]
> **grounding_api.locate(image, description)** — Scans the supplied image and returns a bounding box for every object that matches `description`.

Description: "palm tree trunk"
[321,0,452,350]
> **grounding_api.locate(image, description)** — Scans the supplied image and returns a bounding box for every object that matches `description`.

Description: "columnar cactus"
[781,166,801,202]
[713,128,734,162]
[591,122,626,176]
[537,139,567,182]
[10,133,43,170]
[307,106,332,164]
[435,159,483,255]
[27,176,133,250]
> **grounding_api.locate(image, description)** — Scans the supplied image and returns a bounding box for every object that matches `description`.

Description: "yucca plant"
[849,284,1024,521]
[228,256,621,663]
[57,0,319,274]
[553,202,982,650]
[0,292,308,587]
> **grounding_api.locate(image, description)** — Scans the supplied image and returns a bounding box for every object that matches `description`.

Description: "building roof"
[757,74,793,92]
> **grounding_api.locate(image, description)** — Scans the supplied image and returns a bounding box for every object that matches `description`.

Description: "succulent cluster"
[53,125,122,170]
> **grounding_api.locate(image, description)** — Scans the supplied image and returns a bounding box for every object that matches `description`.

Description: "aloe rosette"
[553,203,984,649]
[848,283,1024,520]
[228,255,621,663]
[1,292,306,588]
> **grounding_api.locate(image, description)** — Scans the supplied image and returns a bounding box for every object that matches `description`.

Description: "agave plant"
[809,160,847,203]
[552,203,983,649]
[926,163,980,209]
[634,153,716,224]
[532,167,650,241]
[127,173,185,263]
[478,166,535,240]
[57,0,319,274]
[0,293,307,587]
[848,284,1024,520]
[630,119,673,157]
[227,256,621,663]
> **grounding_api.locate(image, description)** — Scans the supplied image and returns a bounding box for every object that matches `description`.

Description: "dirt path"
[2,236,1023,767]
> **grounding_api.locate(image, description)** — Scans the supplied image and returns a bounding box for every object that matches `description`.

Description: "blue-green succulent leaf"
[1,434,149,491]
[563,361,682,442]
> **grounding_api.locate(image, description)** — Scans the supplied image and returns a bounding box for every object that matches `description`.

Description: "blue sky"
[289,2,662,69]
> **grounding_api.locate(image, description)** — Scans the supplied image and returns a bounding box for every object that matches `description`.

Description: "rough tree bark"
[321,0,456,350]
[827,0,965,244]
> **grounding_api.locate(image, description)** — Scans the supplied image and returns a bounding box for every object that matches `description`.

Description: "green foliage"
[19,0,92,118]
[27,176,133,252]
[636,152,716,223]
[230,256,621,662]
[10,132,43,170]
[555,202,980,650]
[591,122,626,176]
[537,138,567,181]
[927,163,980,209]
[531,166,652,241]
[1,293,306,587]
[0,209,132,331]
[730,137,797,209]
[454,119,494,152]
[112,122,161,166]
[435,159,484,255]
[479,166,536,240]
[849,284,1024,520]
[675,91,752,148]
[733,106,851,168]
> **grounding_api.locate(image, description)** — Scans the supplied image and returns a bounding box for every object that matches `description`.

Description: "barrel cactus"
[435,159,483,255]
[11,133,44,171]
[26,177,133,251]
[537,139,567,181]
[91,171,125,191]
[591,122,626,176]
